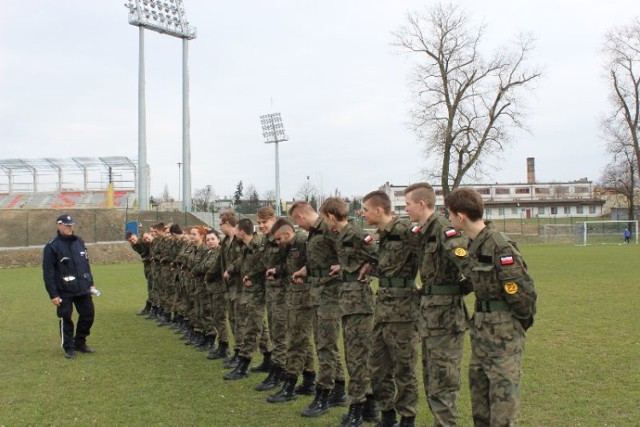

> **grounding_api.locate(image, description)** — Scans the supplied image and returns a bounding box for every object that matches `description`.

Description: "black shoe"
[137,301,152,316]
[196,335,214,351]
[255,365,283,392]
[75,344,95,354]
[362,394,380,422]
[300,388,330,418]
[398,416,415,427]
[145,307,158,319]
[180,329,194,342]
[207,341,229,360]
[250,351,272,373]
[223,350,240,369]
[295,370,316,396]
[340,403,364,427]
[377,409,399,427]
[223,356,250,380]
[64,349,76,359]
[328,379,347,407]
[266,373,298,403]
[187,332,205,347]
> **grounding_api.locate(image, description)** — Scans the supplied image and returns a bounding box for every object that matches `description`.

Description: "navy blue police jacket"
[43,232,94,299]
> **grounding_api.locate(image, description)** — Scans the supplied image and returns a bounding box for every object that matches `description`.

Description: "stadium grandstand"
[0,157,137,209]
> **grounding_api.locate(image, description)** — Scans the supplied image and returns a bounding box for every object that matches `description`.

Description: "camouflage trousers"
[421,332,465,426]
[342,313,374,405]
[207,287,229,342]
[143,263,153,304]
[469,314,525,427]
[370,321,419,418]
[227,280,242,347]
[238,288,273,359]
[309,279,346,390]
[192,285,208,332]
[285,305,315,376]
[266,281,288,369]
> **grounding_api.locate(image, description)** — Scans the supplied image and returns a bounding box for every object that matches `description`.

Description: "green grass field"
[1,244,639,426]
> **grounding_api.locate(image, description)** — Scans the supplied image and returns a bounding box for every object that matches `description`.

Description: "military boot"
[250,351,272,373]
[300,388,330,418]
[376,409,399,427]
[295,370,316,396]
[362,394,380,422]
[207,341,229,360]
[266,373,298,403]
[255,365,283,391]
[145,306,157,319]
[223,349,240,369]
[137,301,152,316]
[223,356,250,381]
[327,379,347,407]
[170,314,183,330]
[196,334,215,351]
[157,311,172,327]
[187,331,205,347]
[340,403,364,427]
[154,307,165,322]
[398,416,415,427]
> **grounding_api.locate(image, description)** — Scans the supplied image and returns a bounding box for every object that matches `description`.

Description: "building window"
[564,206,571,214]
[555,186,568,194]
[589,206,596,214]
[394,191,404,197]
[575,186,589,194]
[538,207,546,214]
[476,188,490,195]
[498,208,505,216]
[495,188,510,195]
[535,187,550,194]
[576,206,584,214]
[515,188,530,194]
[551,207,558,215]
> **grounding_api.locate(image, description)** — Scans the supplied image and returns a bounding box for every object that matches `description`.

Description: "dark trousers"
[57,293,95,350]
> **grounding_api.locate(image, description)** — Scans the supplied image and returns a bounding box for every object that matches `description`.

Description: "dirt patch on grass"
[0,242,140,269]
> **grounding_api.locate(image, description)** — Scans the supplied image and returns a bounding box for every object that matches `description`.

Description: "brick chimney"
[526,157,535,184]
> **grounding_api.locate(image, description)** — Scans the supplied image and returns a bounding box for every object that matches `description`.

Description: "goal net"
[574,220,638,246]
[540,224,578,244]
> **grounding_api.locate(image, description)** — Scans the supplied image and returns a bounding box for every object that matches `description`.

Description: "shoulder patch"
[500,255,514,266]
[504,282,518,294]
[454,247,467,257]
[444,228,458,238]
[364,235,374,245]
[411,225,421,234]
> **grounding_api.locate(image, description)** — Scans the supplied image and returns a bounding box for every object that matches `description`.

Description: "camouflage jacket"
[263,234,288,282]
[131,240,151,263]
[284,230,312,308]
[416,213,470,336]
[240,234,266,291]
[306,217,340,276]
[190,243,211,278]
[202,247,223,285]
[374,217,420,323]
[174,240,196,272]
[467,224,537,331]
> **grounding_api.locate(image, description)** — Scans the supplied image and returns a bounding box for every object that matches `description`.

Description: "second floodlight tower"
[260,113,288,216]
[125,0,197,211]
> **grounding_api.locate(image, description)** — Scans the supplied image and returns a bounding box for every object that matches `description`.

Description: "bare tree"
[295,180,317,202]
[393,3,541,195]
[192,185,217,212]
[603,19,640,183]
[263,189,276,206]
[601,118,638,219]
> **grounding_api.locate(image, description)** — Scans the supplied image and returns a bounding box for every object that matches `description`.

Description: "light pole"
[125,0,197,212]
[177,162,182,208]
[260,113,288,216]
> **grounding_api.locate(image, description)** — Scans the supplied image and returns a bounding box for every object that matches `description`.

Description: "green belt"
[422,285,461,296]
[475,299,510,313]
[308,268,332,278]
[378,277,414,288]
[342,272,360,281]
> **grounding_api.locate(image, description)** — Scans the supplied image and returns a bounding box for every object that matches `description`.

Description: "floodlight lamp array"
[125,0,196,39]
[260,113,288,142]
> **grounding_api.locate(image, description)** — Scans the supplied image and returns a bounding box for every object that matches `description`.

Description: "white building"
[379,158,605,220]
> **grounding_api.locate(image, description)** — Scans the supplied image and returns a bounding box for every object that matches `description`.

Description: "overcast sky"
[1,0,637,201]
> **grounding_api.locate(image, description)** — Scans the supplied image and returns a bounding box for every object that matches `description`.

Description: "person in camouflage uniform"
[362,191,420,427]
[445,188,537,427]
[320,197,379,427]
[184,226,211,348]
[168,226,194,334]
[147,223,168,320]
[290,201,347,419]
[267,219,317,404]
[404,183,470,426]
[224,218,273,381]
[126,230,153,315]
[219,211,244,366]
[203,229,230,360]
[156,224,176,323]
[254,207,288,392]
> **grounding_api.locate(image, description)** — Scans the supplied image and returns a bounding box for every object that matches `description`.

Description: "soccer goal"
[540,224,578,244]
[574,220,638,246]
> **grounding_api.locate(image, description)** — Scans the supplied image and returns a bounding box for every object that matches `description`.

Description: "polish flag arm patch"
[500,255,514,265]
[411,225,421,234]
[364,235,373,245]
[445,229,457,238]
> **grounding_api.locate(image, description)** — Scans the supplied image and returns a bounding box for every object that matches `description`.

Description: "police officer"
[43,214,97,359]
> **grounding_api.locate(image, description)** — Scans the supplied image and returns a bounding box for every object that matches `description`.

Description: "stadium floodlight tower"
[260,113,288,216]
[125,0,197,211]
